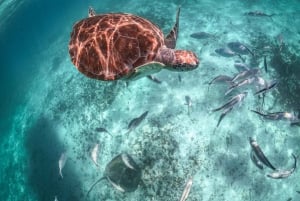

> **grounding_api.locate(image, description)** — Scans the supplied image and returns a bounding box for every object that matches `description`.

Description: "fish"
[231,68,260,82]
[254,76,267,88]
[212,92,248,112]
[249,137,276,171]
[127,111,148,134]
[227,42,254,56]
[58,152,67,179]
[121,153,137,170]
[86,177,107,197]
[190,32,214,39]
[86,153,141,197]
[254,80,278,95]
[208,75,233,91]
[253,76,267,107]
[146,75,162,84]
[179,177,193,201]
[250,150,264,170]
[234,62,250,72]
[244,45,255,57]
[107,177,126,192]
[88,6,96,17]
[225,77,255,95]
[54,196,58,201]
[178,74,182,82]
[264,55,268,73]
[244,11,274,17]
[277,34,284,51]
[267,154,297,179]
[216,107,233,127]
[185,95,192,115]
[208,75,233,86]
[95,127,112,136]
[91,143,99,167]
[290,120,300,127]
[215,48,236,57]
[251,110,298,122]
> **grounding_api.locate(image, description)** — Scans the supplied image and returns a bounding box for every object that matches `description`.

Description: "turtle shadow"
[24,116,83,201]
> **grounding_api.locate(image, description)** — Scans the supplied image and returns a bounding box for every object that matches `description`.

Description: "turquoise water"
[0,0,300,200]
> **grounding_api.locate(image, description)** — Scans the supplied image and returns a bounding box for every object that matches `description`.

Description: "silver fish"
[185,96,192,115]
[234,62,250,72]
[225,77,255,95]
[107,177,126,192]
[178,74,182,82]
[254,76,267,88]
[54,196,58,201]
[254,80,278,95]
[251,110,298,122]
[95,127,112,136]
[250,150,264,170]
[190,32,214,39]
[244,11,274,17]
[121,153,136,170]
[179,177,193,201]
[212,92,248,112]
[127,111,148,134]
[277,34,284,51]
[267,154,297,179]
[216,107,233,127]
[215,48,236,57]
[227,42,253,55]
[91,143,99,166]
[146,75,162,84]
[290,120,300,127]
[264,55,268,73]
[58,152,67,179]
[249,137,276,170]
[208,75,233,91]
[208,75,233,85]
[231,68,259,82]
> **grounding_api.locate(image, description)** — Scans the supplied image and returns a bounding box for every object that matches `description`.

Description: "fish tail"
[251,109,266,117]
[59,171,63,179]
[216,115,224,127]
[268,163,277,171]
[86,177,106,198]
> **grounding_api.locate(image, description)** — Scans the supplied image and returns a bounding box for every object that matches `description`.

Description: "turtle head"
[156,47,199,71]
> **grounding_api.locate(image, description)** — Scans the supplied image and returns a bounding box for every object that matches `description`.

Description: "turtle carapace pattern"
[69,7,199,81]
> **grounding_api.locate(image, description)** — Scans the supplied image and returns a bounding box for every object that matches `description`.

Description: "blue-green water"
[1,0,300,200]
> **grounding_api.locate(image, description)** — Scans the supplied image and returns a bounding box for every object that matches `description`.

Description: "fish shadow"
[24,116,83,201]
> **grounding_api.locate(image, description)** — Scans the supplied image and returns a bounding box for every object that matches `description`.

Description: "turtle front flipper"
[164,6,180,49]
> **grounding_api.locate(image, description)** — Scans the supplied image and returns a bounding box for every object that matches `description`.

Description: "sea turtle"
[69,7,199,81]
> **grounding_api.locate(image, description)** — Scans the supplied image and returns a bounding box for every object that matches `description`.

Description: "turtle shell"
[69,13,165,81]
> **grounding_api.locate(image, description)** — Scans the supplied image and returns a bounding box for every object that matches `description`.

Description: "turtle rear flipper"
[164,6,180,49]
